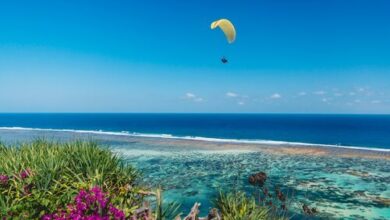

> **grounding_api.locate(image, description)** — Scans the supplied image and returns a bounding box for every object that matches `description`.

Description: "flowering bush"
[0,141,141,219]
[42,186,125,220]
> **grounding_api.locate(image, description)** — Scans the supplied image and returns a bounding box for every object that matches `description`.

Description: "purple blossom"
[109,204,125,219]
[43,186,125,220]
[20,168,32,180]
[41,215,53,220]
[0,174,9,186]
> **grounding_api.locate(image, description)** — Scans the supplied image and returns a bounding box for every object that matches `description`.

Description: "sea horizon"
[1,112,390,115]
[1,113,390,150]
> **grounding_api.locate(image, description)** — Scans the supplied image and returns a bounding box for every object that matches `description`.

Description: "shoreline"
[131,135,390,160]
[0,126,389,160]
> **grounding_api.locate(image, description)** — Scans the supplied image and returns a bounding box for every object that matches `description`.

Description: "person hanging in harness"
[221,56,228,64]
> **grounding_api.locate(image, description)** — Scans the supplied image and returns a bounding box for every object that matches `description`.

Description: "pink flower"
[0,174,9,186]
[43,186,126,219]
[20,168,32,180]
[41,214,52,220]
[109,204,125,219]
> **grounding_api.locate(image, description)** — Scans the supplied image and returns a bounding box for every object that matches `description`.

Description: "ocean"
[0,113,389,219]
[1,113,390,150]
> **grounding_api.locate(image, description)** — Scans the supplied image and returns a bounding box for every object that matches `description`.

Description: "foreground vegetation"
[0,140,289,219]
[0,140,142,218]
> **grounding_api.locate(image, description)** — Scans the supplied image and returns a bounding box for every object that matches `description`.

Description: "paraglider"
[210,18,236,64]
[221,56,228,64]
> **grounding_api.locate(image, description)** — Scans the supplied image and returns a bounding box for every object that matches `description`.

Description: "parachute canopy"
[210,19,236,44]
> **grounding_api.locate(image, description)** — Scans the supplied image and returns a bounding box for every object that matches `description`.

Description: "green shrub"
[214,191,287,220]
[214,191,268,220]
[0,140,142,219]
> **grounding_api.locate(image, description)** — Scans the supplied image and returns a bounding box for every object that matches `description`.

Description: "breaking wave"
[0,126,389,152]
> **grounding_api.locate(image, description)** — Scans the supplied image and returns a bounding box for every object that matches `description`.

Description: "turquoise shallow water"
[0,129,389,219]
[119,147,389,219]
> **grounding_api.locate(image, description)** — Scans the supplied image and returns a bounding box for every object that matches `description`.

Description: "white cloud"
[185,92,203,102]
[354,99,361,103]
[371,100,381,104]
[270,93,281,99]
[226,92,238,98]
[349,92,356,96]
[357,87,365,92]
[334,93,343,97]
[226,92,249,105]
[298,92,306,96]
[186,93,196,98]
[313,91,326,95]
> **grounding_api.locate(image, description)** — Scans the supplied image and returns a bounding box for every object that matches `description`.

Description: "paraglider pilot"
[221,56,228,64]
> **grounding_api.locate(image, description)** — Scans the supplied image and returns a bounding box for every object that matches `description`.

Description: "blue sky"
[0,0,389,113]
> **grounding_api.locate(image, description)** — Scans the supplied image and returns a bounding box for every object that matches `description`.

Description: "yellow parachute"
[210,19,236,44]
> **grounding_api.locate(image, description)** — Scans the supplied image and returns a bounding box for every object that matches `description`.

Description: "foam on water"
[1,127,389,152]
[112,148,254,157]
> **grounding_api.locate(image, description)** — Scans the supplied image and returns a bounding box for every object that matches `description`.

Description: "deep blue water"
[1,113,390,149]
